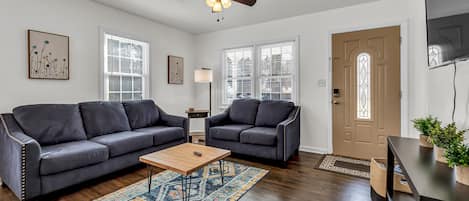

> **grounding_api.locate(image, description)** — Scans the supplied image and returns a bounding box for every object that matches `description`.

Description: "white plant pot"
[434,145,448,163]
[419,134,433,148]
[456,166,469,186]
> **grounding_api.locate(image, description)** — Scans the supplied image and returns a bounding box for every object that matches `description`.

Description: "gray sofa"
[0,100,188,200]
[205,99,300,165]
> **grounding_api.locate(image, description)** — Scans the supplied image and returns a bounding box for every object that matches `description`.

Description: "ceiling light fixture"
[206,0,232,13]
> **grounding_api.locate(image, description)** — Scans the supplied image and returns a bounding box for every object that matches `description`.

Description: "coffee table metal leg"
[181,175,192,201]
[219,160,224,185]
[147,166,152,193]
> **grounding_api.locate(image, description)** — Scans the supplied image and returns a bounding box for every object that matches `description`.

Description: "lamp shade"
[194,68,213,83]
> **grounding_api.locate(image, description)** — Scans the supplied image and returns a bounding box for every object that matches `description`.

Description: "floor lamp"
[194,68,213,116]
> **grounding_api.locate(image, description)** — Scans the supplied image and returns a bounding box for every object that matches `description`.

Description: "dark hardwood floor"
[0,152,373,201]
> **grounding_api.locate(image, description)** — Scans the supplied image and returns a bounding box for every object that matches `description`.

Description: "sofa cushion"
[134,126,185,146]
[90,131,153,157]
[210,124,253,142]
[122,100,160,129]
[40,141,108,175]
[13,104,87,145]
[229,99,260,125]
[79,101,131,138]
[255,100,295,127]
[240,127,277,146]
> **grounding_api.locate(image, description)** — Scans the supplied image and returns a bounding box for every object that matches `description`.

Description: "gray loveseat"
[0,100,187,200]
[205,99,300,165]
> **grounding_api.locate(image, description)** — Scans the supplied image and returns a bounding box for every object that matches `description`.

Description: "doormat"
[316,155,370,179]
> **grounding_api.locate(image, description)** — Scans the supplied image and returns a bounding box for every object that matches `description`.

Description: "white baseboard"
[299,145,330,154]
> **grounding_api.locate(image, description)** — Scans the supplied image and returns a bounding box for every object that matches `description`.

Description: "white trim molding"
[299,145,329,154]
[326,19,410,154]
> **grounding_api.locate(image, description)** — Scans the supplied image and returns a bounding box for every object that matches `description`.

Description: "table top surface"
[139,143,231,176]
[388,136,469,201]
[185,109,209,114]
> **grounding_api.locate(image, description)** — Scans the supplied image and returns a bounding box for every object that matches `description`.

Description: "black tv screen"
[426,0,469,67]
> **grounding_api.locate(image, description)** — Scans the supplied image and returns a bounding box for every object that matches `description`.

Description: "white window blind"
[103,33,149,101]
[221,41,298,105]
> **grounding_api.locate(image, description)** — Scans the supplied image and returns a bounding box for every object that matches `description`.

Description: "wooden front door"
[332,26,401,159]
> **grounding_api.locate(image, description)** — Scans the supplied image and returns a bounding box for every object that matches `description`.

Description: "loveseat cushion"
[40,141,108,175]
[210,124,253,142]
[255,100,295,127]
[79,101,131,138]
[135,126,185,146]
[229,99,260,125]
[240,127,277,146]
[123,100,160,129]
[90,131,153,157]
[13,104,87,145]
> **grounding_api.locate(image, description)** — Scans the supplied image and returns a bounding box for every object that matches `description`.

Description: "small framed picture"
[28,30,70,80]
[168,55,184,84]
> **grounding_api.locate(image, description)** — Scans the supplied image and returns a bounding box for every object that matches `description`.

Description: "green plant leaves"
[412,116,441,136]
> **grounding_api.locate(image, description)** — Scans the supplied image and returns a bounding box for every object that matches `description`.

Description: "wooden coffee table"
[139,143,231,201]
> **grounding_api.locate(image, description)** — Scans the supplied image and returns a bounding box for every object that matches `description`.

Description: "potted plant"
[430,122,465,163]
[412,116,440,148]
[446,142,469,185]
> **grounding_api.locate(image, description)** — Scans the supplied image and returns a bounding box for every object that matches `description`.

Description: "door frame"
[326,20,410,154]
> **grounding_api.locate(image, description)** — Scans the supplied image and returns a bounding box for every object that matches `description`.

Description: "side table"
[186,109,209,144]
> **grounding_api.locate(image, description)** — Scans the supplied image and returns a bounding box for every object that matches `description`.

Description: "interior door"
[332,26,401,159]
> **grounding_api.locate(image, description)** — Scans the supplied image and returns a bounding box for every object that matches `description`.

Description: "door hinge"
[400,37,402,45]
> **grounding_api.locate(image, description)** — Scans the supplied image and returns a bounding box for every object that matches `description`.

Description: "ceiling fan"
[205,0,257,13]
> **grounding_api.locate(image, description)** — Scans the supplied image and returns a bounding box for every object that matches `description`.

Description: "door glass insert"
[357,53,371,120]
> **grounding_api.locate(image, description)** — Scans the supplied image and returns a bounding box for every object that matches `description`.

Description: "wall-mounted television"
[426,0,469,68]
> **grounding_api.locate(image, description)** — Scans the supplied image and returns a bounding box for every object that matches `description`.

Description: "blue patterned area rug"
[94,161,268,201]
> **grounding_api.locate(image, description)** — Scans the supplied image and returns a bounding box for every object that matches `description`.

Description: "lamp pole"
[209,82,212,116]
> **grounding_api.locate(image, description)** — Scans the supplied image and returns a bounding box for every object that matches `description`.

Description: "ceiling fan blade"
[233,0,257,6]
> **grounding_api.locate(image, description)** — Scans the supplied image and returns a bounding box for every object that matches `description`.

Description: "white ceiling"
[94,0,378,34]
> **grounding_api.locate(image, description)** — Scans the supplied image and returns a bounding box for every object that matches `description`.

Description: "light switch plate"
[318,79,327,88]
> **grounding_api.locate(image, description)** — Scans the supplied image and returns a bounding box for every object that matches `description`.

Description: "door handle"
[333,100,340,105]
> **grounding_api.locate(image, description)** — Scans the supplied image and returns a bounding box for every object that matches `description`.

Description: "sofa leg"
[279,161,288,168]
[295,149,300,156]
[0,178,5,187]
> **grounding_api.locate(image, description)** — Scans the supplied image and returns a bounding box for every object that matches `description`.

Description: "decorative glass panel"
[428,45,442,66]
[357,53,371,120]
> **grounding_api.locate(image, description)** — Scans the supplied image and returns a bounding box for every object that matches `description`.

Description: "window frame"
[100,30,150,102]
[221,46,255,105]
[220,38,299,107]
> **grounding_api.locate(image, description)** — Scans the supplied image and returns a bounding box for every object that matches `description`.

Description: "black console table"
[387,136,469,201]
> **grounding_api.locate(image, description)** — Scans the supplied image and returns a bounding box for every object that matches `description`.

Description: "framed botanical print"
[168,55,184,84]
[28,30,69,80]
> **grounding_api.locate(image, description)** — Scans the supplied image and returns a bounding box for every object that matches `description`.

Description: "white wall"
[194,0,430,153]
[428,61,469,137]
[0,0,196,116]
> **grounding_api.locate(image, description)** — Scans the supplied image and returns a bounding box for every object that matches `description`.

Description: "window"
[222,41,297,105]
[222,47,254,104]
[103,33,149,101]
[259,42,294,101]
[357,53,371,120]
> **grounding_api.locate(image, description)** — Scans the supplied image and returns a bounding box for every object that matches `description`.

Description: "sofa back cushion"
[255,100,295,127]
[79,101,131,138]
[122,100,159,129]
[13,104,87,145]
[229,99,260,125]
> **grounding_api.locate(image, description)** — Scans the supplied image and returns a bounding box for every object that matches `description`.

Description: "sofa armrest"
[205,112,230,143]
[276,106,301,162]
[157,107,189,140]
[0,114,41,200]
[206,112,229,127]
